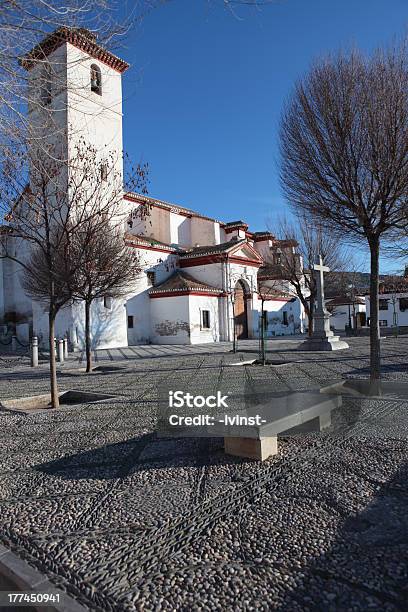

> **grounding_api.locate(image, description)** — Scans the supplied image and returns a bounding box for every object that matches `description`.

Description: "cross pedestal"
[299,255,349,351]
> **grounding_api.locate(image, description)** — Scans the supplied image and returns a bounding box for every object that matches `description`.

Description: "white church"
[0,27,306,349]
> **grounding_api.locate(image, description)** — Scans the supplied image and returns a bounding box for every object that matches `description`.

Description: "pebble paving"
[0,337,407,610]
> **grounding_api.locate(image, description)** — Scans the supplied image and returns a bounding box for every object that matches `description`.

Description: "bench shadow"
[33,393,364,482]
[33,434,244,480]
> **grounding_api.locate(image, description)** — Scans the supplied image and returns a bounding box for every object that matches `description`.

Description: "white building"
[365,291,408,329]
[0,28,307,348]
[326,296,366,331]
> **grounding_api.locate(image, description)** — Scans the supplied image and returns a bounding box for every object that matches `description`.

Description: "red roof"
[149,271,222,298]
[21,27,129,73]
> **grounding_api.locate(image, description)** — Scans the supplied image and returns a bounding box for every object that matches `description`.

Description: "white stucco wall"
[1,243,33,325]
[365,294,408,327]
[150,295,191,344]
[181,262,223,289]
[33,296,128,351]
[149,294,220,345]
[170,212,191,247]
[125,248,179,344]
[259,297,303,336]
[329,303,366,330]
[188,295,220,343]
[190,217,219,247]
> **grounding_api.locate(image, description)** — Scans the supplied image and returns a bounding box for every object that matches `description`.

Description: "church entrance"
[234,280,248,339]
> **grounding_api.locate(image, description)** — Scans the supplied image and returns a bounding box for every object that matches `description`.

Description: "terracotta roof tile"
[149,271,222,295]
[124,233,181,252]
[180,239,246,259]
[326,295,365,306]
[21,27,129,73]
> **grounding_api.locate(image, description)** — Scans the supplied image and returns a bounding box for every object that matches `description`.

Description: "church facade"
[0,28,306,348]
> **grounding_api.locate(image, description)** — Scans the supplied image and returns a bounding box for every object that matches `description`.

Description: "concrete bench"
[218,392,341,461]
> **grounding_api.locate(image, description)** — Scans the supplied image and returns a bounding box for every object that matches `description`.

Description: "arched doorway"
[234,280,248,339]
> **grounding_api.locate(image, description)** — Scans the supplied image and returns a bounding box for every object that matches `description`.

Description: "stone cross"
[313,255,330,311]
[298,254,349,350]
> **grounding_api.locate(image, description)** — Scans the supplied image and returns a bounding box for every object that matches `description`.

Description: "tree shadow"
[350,362,408,378]
[275,460,408,610]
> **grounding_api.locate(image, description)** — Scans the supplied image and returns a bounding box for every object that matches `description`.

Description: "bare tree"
[0,136,146,407]
[257,275,292,364]
[66,219,142,373]
[280,42,408,380]
[269,214,346,336]
[20,228,74,368]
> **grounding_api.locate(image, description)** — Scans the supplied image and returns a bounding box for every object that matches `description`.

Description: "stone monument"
[299,255,349,351]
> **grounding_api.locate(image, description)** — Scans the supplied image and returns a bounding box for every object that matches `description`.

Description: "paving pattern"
[0,337,408,610]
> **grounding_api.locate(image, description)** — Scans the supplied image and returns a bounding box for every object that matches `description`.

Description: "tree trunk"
[308,297,314,337]
[292,284,310,336]
[369,236,381,383]
[260,301,266,365]
[49,311,59,408]
[85,300,92,373]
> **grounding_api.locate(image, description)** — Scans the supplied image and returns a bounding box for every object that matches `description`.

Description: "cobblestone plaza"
[0,337,407,610]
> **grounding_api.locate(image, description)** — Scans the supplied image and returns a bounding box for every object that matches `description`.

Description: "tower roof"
[21,27,129,73]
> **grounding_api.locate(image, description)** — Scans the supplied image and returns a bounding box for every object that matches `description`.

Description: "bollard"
[57,339,64,363]
[11,335,17,352]
[54,337,58,357]
[63,337,69,359]
[31,336,39,367]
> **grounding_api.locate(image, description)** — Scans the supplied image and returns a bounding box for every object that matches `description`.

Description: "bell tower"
[22,27,129,191]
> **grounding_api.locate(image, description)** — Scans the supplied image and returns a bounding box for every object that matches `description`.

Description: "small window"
[379,320,388,327]
[128,315,134,328]
[103,296,112,309]
[400,297,408,312]
[41,63,52,106]
[100,164,108,181]
[282,311,288,326]
[379,299,388,311]
[201,310,210,329]
[146,271,156,287]
[275,253,282,265]
[90,64,102,95]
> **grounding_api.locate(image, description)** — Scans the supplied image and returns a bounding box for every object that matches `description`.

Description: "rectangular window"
[379,299,388,310]
[103,296,112,309]
[100,164,108,181]
[379,320,388,327]
[400,297,408,312]
[146,271,156,287]
[201,310,210,329]
[282,311,288,325]
[128,315,134,328]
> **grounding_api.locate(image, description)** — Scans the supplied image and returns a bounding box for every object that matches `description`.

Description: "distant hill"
[325,271,390,297]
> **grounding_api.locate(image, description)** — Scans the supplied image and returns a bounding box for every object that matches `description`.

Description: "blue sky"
[120,0,407,271]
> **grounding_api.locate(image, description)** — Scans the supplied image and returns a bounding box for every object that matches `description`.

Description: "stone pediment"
[180,239,262,268]
[230,244,262,262]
